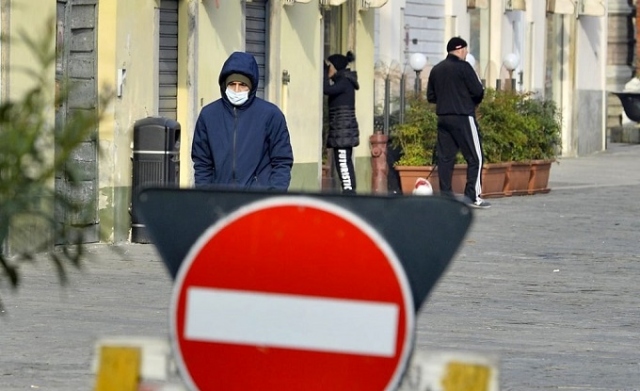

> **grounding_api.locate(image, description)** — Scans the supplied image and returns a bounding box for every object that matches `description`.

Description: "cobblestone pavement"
[1,144,639,390]
[417,143,640,390]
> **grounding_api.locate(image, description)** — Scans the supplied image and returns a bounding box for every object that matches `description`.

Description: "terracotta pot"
[505,161,532,196]
[395,164,466,195]
[481,162,509,198]
[528,159,553,194]
[450,164,467,195]
[395,166,438,194]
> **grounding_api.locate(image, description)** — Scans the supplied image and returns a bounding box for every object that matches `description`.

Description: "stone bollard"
[370,131,389,194]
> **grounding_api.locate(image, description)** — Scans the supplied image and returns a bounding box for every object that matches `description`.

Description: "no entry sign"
[170,196,415,391]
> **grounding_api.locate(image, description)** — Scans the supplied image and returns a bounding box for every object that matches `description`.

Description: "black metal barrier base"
[135,188,473,313]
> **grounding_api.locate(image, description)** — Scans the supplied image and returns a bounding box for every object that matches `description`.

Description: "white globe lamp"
[409,53,427,94]
[409,53,427,72]
[503,53,520,71]
[502,53,520,90]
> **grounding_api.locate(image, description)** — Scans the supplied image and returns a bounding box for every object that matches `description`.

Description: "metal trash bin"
[131,117,180,243]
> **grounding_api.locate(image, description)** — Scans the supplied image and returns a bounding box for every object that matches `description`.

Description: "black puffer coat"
[323,68,360,148]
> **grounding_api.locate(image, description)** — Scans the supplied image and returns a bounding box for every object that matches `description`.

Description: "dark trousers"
[436,115,483,203]
[333,147,356,194]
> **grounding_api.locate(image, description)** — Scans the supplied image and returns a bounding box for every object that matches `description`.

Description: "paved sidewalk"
[1,143,639,390]
[416,143,640,390]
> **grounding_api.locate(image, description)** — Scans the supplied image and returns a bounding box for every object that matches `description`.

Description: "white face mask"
[226,88,249,106]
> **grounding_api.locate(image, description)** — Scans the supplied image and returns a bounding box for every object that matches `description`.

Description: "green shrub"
[519,95,562,160]
[390,88,563,167]
[391,96,438,166]
[477,89,529,163]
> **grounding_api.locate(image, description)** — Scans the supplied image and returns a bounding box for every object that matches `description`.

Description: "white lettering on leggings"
[338,149,353,190]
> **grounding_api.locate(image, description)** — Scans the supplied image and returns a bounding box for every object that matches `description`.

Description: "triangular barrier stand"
[135,188,473,313]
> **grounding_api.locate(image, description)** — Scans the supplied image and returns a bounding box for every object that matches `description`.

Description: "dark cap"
[327,51,355,71]
[446,37,468,53]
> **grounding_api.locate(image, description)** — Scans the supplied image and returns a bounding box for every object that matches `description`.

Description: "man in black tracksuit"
[427,37,490,209]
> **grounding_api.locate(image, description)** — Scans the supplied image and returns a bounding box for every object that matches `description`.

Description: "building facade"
[375,0,608,157]
[1,0,387,246]
[1,0,612,247]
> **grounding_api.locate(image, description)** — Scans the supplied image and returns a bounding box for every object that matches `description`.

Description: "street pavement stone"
[1,144,639,390]
[416,143,640,390]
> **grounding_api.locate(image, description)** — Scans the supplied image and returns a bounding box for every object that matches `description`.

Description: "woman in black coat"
[324,51,359,194]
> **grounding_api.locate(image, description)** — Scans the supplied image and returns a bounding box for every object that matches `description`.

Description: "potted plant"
[477,89,530,196]
[519,95,562,194]
[478,89,562,196]
[390,89,561,198]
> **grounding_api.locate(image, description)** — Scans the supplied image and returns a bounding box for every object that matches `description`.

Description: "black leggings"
[333,147,356,194]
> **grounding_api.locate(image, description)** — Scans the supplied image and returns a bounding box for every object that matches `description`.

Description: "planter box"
[396,166,437,194]
[396,164,466,195]
[505,162,531,196]
[481,162,509,198]
[528,159,553,194]
[397,161,553,198]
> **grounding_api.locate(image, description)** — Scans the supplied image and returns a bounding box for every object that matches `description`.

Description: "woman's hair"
[328,51,356,71]
[345,51,355,63]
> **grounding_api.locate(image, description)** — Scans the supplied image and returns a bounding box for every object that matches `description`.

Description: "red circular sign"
[171,197,414,391]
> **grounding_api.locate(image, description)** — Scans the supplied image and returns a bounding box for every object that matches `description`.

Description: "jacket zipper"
[232,107,237,183]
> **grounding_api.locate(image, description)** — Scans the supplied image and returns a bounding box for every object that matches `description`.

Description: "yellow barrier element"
[397,349,499,391]
[442,361,491,391]
[94,346,141,391]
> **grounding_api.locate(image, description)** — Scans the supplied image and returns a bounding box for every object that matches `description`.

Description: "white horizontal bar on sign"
[185,287,400,357]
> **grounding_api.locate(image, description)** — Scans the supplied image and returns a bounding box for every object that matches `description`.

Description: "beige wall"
[278,4,322,164]
[277,3,324,189]
[97,0,118,221]
[354,7,376,161]
[7,1,55,101]
[97,0,162,240]
[98,0,161,187]
[198,1,243,105]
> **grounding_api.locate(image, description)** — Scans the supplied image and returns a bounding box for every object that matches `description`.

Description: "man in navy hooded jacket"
[191,52,294,190]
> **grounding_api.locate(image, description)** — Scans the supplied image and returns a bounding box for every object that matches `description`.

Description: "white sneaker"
[469,200,491,209]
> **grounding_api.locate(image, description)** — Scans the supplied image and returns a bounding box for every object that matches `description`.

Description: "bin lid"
[134,116,180,130]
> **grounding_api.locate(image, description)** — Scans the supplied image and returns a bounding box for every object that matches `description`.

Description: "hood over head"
[218,52,260,104]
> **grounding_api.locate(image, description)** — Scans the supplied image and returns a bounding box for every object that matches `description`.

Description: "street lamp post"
[503,53,520,91]
[409,53,427,95]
